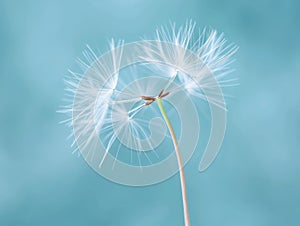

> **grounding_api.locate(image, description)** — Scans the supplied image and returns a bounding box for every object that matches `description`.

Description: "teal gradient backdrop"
[1,0,299,225]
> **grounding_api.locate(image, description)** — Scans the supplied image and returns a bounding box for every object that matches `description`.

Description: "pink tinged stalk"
[156,97,191,226]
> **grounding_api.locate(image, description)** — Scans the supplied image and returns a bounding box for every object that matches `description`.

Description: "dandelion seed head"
[59,19,237,185]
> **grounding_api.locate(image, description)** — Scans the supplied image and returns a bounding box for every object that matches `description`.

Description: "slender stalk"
[156,98,191,226]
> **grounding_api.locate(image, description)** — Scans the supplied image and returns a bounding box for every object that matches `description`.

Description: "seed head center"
[141,89,170,106]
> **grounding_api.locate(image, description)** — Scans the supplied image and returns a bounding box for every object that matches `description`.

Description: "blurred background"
[0,0,299,225]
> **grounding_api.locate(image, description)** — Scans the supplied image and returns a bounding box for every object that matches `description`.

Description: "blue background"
[1,0,299,225]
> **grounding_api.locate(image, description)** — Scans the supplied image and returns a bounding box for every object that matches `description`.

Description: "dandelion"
[60,20,237,226]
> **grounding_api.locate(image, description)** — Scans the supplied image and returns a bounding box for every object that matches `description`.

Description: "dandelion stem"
[156,98,191,226]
